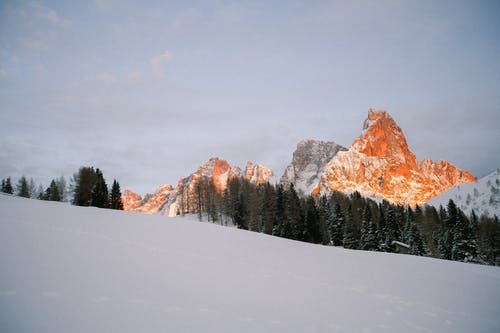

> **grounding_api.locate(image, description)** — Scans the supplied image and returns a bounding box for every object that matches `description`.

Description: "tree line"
[181,177,500,266]
[1,166,123,210]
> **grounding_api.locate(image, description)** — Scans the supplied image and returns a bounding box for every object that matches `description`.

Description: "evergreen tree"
[360,206,378,251]
[466,210,480,262]
[90,169,109,208]
[304,196,321,243]
[4,177,13,194]
[451,209,472,262]
[407,216,426,256]
[318,195,334,245]
[72,167,98,206]
[46,180,61,201]
[262,183,276,235]
[16,176,30,198]
[331,202,344,246]
[109,180,124,210]
[439,200,459,260]
[272,185,286,237]
[343,205,359,249]
[384,205,401,252]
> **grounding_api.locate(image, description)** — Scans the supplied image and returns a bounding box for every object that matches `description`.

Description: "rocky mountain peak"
[281,139,346,195]
[245,161,274,185]
[315,108,475,206]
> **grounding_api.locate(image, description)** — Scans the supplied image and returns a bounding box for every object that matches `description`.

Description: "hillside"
[427,168,500,218]
[1,194,499,332]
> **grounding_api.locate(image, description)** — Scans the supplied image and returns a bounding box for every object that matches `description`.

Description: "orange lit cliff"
[313,109,476,206]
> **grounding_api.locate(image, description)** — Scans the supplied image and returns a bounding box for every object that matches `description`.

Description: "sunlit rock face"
[121,189,143,211]
[123,157,274,217]
[314,109,476,206]
[121,185,174,214]
[245,161,274,185]
[281,139,346,195]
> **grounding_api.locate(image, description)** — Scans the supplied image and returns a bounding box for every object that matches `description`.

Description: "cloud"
[150,50,173,73]
[29,1,71,28]
[0,68,6,78]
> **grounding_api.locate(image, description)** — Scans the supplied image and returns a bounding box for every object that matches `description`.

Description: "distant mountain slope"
[427,168,500,218]
[1,194,499,332]
[314,109,476,205]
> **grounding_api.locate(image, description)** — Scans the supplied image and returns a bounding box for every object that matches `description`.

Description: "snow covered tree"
[109,180,123,210]
[1,177,13,194]
[439,200,459,260]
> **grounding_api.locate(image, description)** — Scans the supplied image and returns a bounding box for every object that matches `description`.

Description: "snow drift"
[1,194,499,332]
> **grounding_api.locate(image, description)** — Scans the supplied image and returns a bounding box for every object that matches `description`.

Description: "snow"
[427,168,500,218]
[1,194,500,333]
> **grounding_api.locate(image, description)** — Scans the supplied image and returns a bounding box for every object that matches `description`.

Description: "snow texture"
[427,168,500,218]
[1,194,500,332]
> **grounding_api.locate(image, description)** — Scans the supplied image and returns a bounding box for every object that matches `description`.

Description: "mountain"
[280,139,346,195]
[427,168,500,218]
[313,109,476,206]
[122,157,275,217]
[2,194,500,332]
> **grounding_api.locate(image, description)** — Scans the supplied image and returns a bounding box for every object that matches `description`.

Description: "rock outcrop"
[314,109,476,206]
[313,109,475,206]
[281,139,346,195]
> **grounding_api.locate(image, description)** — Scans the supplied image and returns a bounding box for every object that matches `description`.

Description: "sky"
[1,0,499,195]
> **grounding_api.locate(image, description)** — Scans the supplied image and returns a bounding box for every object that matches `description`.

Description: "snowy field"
[1,194,499,333]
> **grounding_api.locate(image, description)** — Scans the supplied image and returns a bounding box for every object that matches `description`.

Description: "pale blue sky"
[1,0,499,194]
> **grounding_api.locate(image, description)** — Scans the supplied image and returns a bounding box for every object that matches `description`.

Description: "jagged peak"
[297,138,342,148]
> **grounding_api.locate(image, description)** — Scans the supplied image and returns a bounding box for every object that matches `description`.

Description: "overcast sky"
[1,0,499,194]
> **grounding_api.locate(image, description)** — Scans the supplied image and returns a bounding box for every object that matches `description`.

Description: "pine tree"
[4,177,13,194]
[405,208,426,256]
[331,202,344,246]
[284,184,302,240]
[384,205,401,252]
[318,195,334,245]
[90,169,109,208]
[439,200,459,260]
[466,210,480,262]
[360,206,378,251]
[451,210,471,262]
[109,180,124,210]
[272,185,286,237]
[17,176,30,198]
[72,167,98,206]
[343,205,359,249]
[305,196,321,243]
[47,180,61,201]
[262,183,276,235]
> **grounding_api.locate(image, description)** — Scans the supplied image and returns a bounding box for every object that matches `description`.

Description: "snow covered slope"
[1,194,500,333]
[427,168,500,218]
